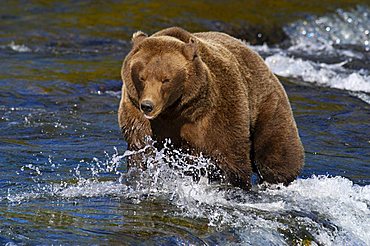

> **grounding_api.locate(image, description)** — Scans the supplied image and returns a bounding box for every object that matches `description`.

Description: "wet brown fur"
[118,27,304,189]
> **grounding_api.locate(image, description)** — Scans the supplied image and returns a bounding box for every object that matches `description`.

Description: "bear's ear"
[183,37,198,61]
[131,31,148,48]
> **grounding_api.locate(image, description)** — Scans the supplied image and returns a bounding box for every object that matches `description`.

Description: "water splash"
[120,145,370,245]
[250,6,370,103]
[285,5,370,51]
[5,142,369,245]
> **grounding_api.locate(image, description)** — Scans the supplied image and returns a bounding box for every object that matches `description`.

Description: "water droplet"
[310,32,316,38]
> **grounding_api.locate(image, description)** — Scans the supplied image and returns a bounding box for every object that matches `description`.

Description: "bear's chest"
[150,118,183,145]
[150,118,207,149]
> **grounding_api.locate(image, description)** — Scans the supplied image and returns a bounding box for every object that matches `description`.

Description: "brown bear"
[118,27,304,189]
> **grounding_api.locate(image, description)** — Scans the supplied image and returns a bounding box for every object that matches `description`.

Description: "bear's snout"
[140,100,154,114]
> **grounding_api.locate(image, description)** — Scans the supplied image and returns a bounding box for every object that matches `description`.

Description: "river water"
[1,1,369,245]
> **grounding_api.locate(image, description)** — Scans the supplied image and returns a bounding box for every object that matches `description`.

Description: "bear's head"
[121,30,199,120]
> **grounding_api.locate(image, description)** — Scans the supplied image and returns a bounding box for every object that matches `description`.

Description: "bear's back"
[194,32,268,73]
[194,31,280,106]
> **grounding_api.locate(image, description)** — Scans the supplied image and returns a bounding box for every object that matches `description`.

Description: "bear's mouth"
[142,109,161,120]
[143,114,155,120]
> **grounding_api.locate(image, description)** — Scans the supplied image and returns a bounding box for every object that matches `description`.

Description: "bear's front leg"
[118,98,153,169]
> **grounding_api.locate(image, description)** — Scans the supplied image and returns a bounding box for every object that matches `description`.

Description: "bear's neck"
[179,60,216,122]
[149,110,187,147]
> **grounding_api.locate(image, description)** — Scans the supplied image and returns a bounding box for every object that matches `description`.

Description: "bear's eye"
[139,76,145,82]
[162,79,170,83]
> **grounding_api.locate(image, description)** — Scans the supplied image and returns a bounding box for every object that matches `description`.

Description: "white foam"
[265,54,370,93]
[5,190,41,204]
[56,180,128,198]
[287,39,365,59]
[8,41,31,52]
[92,90,121,98]
[350,92,370,104]
[263,176,370,245]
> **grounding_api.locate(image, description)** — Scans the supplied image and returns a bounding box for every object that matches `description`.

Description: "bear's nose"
[140,100,154,114]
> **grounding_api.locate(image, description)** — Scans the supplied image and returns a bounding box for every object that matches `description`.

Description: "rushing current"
[1,2,369,245]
